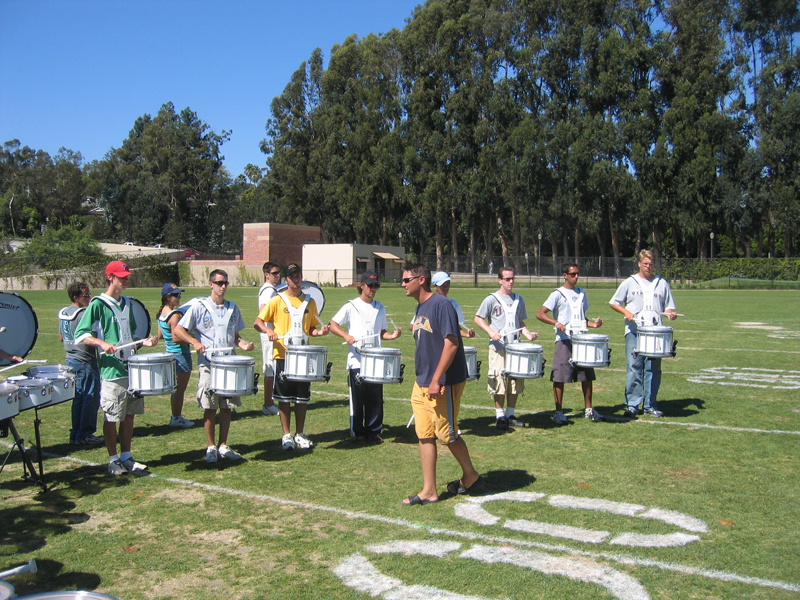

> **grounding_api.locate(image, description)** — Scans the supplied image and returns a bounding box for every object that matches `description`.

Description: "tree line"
[1,0,798,272]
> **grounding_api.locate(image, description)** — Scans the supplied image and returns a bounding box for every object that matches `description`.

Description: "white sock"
[505,408,515,418]
[109,454,119,463]
[119,451,131,462]
[495,408,505,419]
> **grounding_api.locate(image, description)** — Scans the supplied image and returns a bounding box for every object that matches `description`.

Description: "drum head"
[128,296,151,339]
[0,580,15,600]
[128,352,175,363]
[14,593,119,600]
[0,291,38,366]
[276,281,326,314]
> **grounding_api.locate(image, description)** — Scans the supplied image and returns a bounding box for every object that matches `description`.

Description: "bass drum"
[128,296,151,339]
[276,281,326,314]
[0,291,38,366]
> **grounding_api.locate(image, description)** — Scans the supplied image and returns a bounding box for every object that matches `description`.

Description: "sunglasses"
[566,272,580,277]
[212,280,229,286]
[269,271,281,276]
[401,276,421,284]
[367,283,381,289]
[170,293,182,298]
[501,277,515,281]
[79,294,91,298]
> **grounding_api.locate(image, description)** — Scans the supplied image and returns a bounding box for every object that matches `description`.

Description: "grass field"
[1,284,799,599]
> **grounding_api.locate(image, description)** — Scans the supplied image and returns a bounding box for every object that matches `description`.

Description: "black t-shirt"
[412,293,467,386]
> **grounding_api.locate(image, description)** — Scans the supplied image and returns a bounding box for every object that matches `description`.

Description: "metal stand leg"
[0,419,48,492]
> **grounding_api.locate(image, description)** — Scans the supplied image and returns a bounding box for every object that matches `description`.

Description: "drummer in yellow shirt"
[254,263,330,451]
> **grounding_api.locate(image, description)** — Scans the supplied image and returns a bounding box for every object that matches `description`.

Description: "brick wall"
[243,223,322,268]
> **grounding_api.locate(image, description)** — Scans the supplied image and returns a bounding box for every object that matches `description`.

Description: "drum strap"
[199,298,235,359]
[631,276,663,327]
[94,295,135,359]
[58,306,85,351]
[348,299,381,350]
[556,287,587,336]
[279,293,310,346]
[492,292,520,344]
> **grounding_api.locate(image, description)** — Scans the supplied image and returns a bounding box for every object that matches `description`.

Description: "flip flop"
[402,494,437,506]
[447,480,466,495]
[464,475,485,494]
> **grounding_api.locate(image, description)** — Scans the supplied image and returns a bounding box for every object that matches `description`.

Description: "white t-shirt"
[331,298,388,370]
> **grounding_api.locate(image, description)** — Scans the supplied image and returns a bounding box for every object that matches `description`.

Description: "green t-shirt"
[74,294,138,380]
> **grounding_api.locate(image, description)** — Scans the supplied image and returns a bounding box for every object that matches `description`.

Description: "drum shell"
[127,353,177,396]
[464,346,480,381]
[503,343,544,379]
[0,382,19,420]
[11,377,54,411]
[210,355,256,396]
[284,346,329,382]
[636,326,675,358]
[27,364,75,377]
[33,372,76,405]
[360,347,402,384]
[570,334,610,368]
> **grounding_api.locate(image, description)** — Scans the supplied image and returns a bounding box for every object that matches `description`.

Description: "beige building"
[302,244,405,286]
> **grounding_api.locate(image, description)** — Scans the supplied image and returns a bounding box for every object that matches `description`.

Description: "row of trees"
[255,0,800,270]
[1,0,798,270]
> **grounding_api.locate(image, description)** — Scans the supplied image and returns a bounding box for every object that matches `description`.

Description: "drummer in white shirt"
[536,263,604,425]
[609,250,677,418]
[431,272,475,339]
[329,271,401,444]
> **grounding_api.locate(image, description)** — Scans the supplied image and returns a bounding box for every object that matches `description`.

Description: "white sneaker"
[121,457,148,473]
[108,459,127,476]
[553,410,569,426]
[261,404,279,416]
[281,433,295,451]
[293,432,314,449]
[218,444,241,460]
[169,415,195,428]
[585,408,604,422]
[206,446,218,463]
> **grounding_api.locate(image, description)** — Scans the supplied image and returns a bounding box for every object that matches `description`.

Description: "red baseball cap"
[105,261,131,278]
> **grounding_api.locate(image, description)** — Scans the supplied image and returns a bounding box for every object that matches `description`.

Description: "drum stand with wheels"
[0,417,48,493]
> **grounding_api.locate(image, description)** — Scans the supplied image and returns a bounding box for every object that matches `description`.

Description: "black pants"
[348,369,384,437]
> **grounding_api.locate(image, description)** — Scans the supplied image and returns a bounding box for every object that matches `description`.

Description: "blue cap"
[161,283,184,296]
[431,272,451,287]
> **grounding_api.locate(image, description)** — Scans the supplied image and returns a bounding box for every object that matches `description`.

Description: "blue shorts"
[173,351,192,374]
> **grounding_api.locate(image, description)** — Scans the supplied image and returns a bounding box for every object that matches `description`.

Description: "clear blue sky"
[0,0,421,178]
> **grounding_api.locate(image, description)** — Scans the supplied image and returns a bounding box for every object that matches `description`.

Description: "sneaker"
[76,434,105,446]
[169,415,195,429]
[218,444,242,460]
[261,404,279,416]
[368,434,384,445]
[496,416,509,430]
[206,446,218,463]
[585,408,604,422]
[281,433,295,451]
[553,411,569,426]
[121,457,148,473]
[623,407,640,418]
[294,432,314,449]
[507,417,526,428]
[108,459,127,476]
[644,407,664,417]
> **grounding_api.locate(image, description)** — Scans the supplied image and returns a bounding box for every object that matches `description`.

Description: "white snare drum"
[570,334,610,368]
[127,353,177,396]
[359,347,403,384]
[0,382,19,420]
[636,326,675,358]
[17,593,119,600]
[209,355,257,396]
[464,346,481,381]
[27,364,75,376]
[0,581,14,600]
[11,377,54,411]
[284,345,330,382]
[503,343,545,379]
[34,372,76,406]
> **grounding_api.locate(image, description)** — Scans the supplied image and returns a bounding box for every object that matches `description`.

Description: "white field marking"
[505,518,611,544]
[769,331,800,339]
[7,450,800,593]
[460,544,650,600]
[733,323,784,330]
[333,552,495,600]
[455,503,500,526]
[312,390,800,436]
[687,366,800,390]
[368,540,462,557]
[459,492,706,548]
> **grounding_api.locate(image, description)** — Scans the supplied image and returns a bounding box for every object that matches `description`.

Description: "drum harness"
[58,305,86,354]
[492,291,521,346]
[198,297,235,360]
[279,292,310,346]
[555,287,588,338]
[631,276,664,327]
[94,295,135,361]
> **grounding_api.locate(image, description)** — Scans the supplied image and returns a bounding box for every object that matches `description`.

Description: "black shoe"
[507,417,526,428]
[623,407,639,418]
[496,416,509,430]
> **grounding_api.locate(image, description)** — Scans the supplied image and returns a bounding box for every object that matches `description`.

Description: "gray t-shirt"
[609,275,676,335]
[177,298,245,366]
[475,292,528,351]
[543,286,590,342]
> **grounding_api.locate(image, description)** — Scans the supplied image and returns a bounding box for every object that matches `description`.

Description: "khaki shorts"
[411,381,466,445]
[100,378,144,422]
[196,364,243,410]
[260,332,275,376]
[486,347,525,396]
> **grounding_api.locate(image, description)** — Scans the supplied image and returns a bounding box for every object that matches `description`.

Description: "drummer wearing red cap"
[74,260,159,476]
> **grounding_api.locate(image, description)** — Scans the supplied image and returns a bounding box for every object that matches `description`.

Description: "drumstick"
[0,327,6,333]
[660,312,685,317]
[460,322,480,337]
[407,414,415,428]
[0,360,29,373]
[113,339,145,352]
[341,332,381,346]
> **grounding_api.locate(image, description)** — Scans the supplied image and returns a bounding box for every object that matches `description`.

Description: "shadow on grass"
[660,397,704,417]
[439,468,536,500]
[3,558,102,597]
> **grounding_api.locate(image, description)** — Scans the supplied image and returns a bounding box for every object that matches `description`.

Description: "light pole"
[221,224,225,252]
[537,233,542,277]
[710,232,714,260]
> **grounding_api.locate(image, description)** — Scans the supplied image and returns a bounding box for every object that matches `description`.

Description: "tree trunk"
[573,224,580,263]
[596,231,605,277]
[484,220,494,271]
[652,226,662,266]
[451,207,459,272]
[497,210,509,269]
[512,205,521,273]
[562,230,569,262]
[469,225,477,272]
[635,227,642,259]
[609,204,621,277]
[436,224,444,270]
[550,233,559,276]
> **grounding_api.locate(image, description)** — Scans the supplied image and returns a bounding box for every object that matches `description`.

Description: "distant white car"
[123,242,134,246]
[154,244,164,248]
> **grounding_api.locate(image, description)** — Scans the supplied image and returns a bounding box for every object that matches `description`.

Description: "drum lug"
[476,360,482,381]
[399,363,405,384]
[324,362,332,382]
[671,340,678,356]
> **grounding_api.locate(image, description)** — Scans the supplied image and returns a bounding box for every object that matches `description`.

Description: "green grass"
[1,286,799,599]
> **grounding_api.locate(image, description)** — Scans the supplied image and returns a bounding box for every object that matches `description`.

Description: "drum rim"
[571,333,609,341]
[128,296,152,339]
[210,355,255,364]
[285,345,328,353]
[505,343,544,352]
[360,347,401,355]
[127,352,176,362]
[637,325,674,332]
[0,291,39,366]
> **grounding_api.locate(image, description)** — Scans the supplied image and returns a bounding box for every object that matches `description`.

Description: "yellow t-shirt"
[257,293,319,359]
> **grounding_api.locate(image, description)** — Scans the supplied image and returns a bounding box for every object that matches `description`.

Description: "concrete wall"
[302,243,406,286]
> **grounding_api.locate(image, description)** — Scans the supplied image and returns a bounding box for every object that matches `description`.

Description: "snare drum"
[15,592,120,600]
[27,364,75,377]
[11,377,54,411]
[503,343,544,379]
[464,346,481,381]
[570,334,610,368]
[209,355,257,396]
[284,346,330,382]
[0,382,19,420]
[359,347,403,384]
[0,580,14,600]
[636,326,675,358]
[33,372,76,406]
[127,353,177,396]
